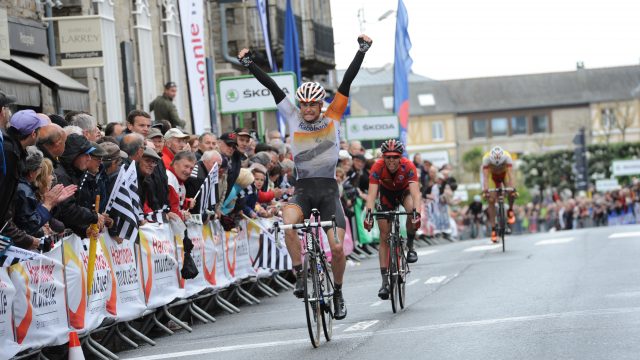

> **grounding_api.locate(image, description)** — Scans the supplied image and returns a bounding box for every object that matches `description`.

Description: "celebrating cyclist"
[237,34,373,320]
[481,146,518,242]
[363,139,422,300]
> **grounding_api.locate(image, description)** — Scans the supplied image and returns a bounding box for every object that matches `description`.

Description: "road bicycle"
[274,209,338,348]
[487,186,515,252]
[372,210,412,313]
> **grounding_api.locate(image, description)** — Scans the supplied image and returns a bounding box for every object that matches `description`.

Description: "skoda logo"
[350,124,359,133]
[226,89,239,102]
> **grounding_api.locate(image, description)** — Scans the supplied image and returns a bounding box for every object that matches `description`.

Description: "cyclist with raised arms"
[481,146,518,243]
[237,34,373,320]
[363,139,422,300]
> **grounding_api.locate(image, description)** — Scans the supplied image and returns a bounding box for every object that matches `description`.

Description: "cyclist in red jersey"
[363,139,422,300]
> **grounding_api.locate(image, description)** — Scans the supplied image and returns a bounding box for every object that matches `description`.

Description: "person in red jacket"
[162,128,190,170]
[166,151,196,221]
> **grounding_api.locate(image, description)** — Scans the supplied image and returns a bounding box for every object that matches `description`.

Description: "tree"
[614,102,637,142]
[462,147,484,182]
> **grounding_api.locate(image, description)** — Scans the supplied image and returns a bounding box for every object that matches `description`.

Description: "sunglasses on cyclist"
[384,155,401,160]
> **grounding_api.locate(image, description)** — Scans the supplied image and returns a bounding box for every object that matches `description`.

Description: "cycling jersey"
[369,157,418,191]
[481,150,513,186]
[277,94,348,180]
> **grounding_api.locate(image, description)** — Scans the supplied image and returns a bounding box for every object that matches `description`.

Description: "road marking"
[370,300,384,307]
[609,232,640,239]
[416,249,439,256]
[464,244,500,252]
[121,307,640,359]
[535,237,575,246]
[424,276,447,284]
[407,279,420,286]
[344,320,379,332]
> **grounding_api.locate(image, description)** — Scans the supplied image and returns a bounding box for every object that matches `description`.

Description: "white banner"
[595,179,621,192]
[100,233,146,322]
[206,221,232,289]
[218,73,296,114]
[224,221,256,282]
[138,223,182,309]
[179,0,210,134]
[612,159,640,176]
[9,244,68,350]
[175,219,208,297]
[64,235,117,333]
[346,115,400,141]
[0,268,19,360]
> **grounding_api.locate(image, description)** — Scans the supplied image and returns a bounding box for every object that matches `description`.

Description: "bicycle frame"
[487,186,515,252]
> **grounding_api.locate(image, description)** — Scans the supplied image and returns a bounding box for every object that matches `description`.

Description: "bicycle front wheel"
[303,249,322,347]
[320,256,334,341]
[398,241,408,310]
[499,204,506,252]
[389,236,399,314]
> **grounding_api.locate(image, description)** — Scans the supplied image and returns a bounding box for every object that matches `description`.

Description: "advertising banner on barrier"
[64,235,117,332]
[205,221,232,289]
[9,244,68,350]
[175,219,208,297]
[224,221,256,281]
[100,233,146,322]
[138,223,182,308]
[0,268,19,360]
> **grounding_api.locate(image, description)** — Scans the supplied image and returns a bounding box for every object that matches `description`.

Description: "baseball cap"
[9,110,48,135]
[89,142,108,158]
[352,154,366,161]
[220,132,238,145]
[146,127,163,139]
[164,81,177,89]
[338,150,351,160]
[0,91,16,108]
[234,128,253,138]
[100,142,128,161]
[164,128,190,140]
[142,147,161,160]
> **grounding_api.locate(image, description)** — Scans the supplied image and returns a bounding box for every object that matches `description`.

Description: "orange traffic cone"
[68,331,85,360]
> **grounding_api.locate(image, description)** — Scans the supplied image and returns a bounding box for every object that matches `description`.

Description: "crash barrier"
[1,216,348,360]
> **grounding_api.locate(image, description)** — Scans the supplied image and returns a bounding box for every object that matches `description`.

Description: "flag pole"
[86,195,100,296]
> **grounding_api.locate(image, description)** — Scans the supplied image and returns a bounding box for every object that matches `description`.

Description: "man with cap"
[53,134,110,238]
[149,81,185,128]
[162,128,190,170]
[100,142,128,195]
[0,109,49,249]
[234,128,253,155]
[147,127,164,154]
[85,142,110,211]
[218,132,244,201]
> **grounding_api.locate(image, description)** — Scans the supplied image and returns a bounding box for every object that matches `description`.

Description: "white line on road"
[121,307,640,359]
[407,279,420,286]
[416,249,439,256]
[424,276,447,284]
[344,320,379,332]
[370,300,384,307]
[609,232,640,239]
[464,244,501,252]
[535,237,575,246]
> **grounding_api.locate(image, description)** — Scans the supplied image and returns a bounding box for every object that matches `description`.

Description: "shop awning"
[0,60,41,107]
[9,56,90,112]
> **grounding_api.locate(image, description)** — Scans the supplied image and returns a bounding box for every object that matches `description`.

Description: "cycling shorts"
[376,186,410,220]
[286,178,346,229]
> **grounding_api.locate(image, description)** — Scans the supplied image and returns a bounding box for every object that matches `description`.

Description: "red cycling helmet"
[380,139,404,155]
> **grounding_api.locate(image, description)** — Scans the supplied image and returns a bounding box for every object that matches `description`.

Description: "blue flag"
[280,0,301,138]
[393,0,412,156]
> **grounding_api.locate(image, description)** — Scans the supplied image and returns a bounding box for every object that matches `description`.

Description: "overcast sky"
[330,0,640,80]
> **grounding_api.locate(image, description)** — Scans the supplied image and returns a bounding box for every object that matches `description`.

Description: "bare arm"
[365,182,379,212]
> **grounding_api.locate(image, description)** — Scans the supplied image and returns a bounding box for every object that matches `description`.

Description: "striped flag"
[199,163,219,215]
[237,184,255,199]
[0,246,49,268]
[105,162,142,243]
[0,234,11,257]
[252,231,292,271]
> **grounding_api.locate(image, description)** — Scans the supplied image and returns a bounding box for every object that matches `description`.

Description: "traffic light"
[573,127,588,190]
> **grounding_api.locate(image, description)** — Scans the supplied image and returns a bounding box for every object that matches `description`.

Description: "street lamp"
[357,8,395,33]
[378,10,395,21]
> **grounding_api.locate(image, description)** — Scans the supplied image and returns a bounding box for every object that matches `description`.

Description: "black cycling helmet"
[380,139,404,155]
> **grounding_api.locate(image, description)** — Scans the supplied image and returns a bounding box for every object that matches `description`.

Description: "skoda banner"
[346,115,400,141]
[218,73,296,114]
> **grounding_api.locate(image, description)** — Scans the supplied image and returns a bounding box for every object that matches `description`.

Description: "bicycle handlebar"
[371,211,416,217]
[276,220,334,230]
[486,187,516,193]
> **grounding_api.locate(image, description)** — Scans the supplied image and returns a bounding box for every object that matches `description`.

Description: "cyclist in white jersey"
[238,34,372,320]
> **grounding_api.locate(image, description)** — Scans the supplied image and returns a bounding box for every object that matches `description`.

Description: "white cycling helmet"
[295,82,326,103]
[489,146,507,166]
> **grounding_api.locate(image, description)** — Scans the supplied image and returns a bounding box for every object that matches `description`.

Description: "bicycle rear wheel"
[319,256,333,341]
[303,248,322,347]
[397,240,407,310]
[389,236,399,314]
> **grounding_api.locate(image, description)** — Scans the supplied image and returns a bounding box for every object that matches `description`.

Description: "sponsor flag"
[393,0,412,156]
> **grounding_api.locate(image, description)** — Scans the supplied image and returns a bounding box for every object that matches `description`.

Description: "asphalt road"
[119,225,640,360]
